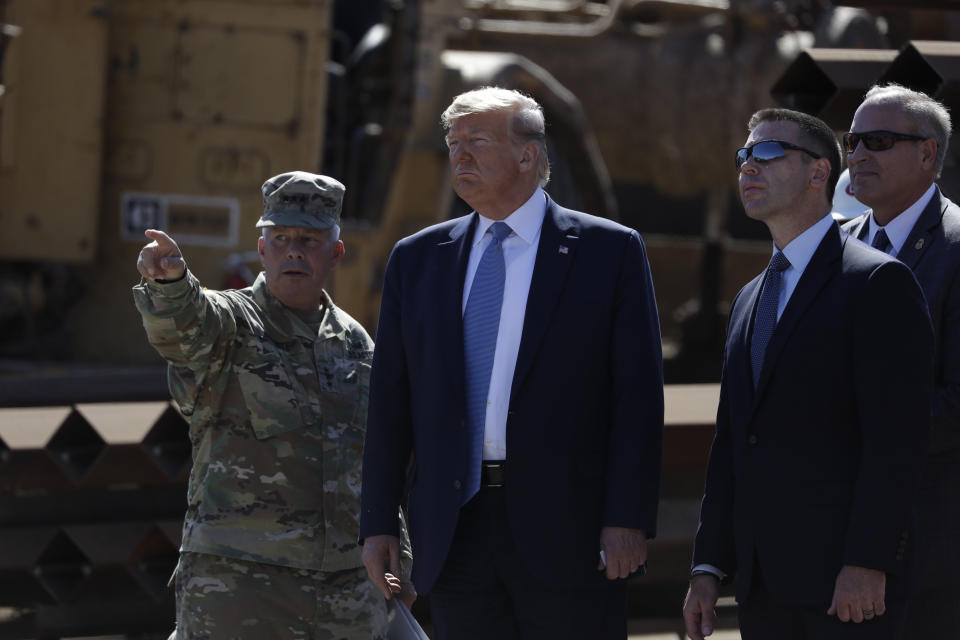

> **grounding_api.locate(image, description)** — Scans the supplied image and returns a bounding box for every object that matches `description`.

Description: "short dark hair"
[747,108,842,202]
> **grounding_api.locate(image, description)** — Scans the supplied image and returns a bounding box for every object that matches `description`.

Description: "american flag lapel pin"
[559,245,568,255]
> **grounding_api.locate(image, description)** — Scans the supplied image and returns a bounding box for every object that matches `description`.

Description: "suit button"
[747,435,758,445]
[454,480,461,489]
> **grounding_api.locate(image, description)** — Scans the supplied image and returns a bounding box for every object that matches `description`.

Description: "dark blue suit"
[693,222,933,635]
[359,195,664,598]
[843,189,960,457]
[843,188,960,631]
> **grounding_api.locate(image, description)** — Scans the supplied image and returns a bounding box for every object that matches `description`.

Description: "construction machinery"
[0,0,902,379]
[2,0,960,636]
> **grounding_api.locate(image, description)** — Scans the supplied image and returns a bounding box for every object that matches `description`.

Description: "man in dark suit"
[842,83,960,636]
[359,87,664,639]
[682,108,934,640]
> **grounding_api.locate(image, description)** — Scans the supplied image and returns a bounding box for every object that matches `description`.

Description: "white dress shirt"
[462,188,546,460]
[864,183,935,256]
[774,213,836,320]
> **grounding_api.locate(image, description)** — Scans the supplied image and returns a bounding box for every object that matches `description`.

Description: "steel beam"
[771,48,897,128]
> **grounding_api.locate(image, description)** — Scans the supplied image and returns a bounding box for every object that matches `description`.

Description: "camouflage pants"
[169,551,388,640]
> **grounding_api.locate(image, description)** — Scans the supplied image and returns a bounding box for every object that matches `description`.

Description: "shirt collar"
[778,214,834,275]
[471,187,547,247]
[868,183,935,254]
[251,272,345,342]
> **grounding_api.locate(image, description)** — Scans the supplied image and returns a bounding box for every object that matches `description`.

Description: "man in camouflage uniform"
[134,171,411,639]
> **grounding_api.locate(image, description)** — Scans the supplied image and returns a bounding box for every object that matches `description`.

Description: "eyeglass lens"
[736,141,786,169]
[844,131,925,154]
[844,133,895,153]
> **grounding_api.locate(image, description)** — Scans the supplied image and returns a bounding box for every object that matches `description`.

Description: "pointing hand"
[138,229,186,281]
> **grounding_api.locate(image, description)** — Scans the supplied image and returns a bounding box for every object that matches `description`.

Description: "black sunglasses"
[735,140,822,170]
[843,130,928,154]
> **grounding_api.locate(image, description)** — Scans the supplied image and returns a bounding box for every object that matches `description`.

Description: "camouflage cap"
[257,171,344,230]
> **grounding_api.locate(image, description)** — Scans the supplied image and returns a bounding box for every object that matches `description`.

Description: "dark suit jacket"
[693,222,934,606]
[843,187,960,456]
[359,195,664,594]
[844,187,960,594]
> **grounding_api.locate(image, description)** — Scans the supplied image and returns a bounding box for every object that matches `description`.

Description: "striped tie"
[462,221,511,503]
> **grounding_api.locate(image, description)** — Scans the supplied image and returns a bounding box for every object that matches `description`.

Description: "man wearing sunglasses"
[842,83,960,636]
[683,108,933,640]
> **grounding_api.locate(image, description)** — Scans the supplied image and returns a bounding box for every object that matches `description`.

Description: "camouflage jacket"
[133,271,374,572]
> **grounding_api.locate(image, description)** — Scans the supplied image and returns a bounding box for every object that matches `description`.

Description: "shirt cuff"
[141,270,194,296]
[691,563,727,581]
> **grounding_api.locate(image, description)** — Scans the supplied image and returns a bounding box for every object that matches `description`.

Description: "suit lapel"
[753,223,842,407]
[510,197,579,397]
[849,215,869,241]
[438,214,478,399]
[895,188,944,270]
[728,274,763,419]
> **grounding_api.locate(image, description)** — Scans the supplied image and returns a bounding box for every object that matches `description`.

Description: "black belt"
[481,461,506,488]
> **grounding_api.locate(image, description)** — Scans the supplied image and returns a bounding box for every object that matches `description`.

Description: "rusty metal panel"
[0,403,189,615]
[33,529,94,602]
[45,410,108,483]
[0,527,60,605]
[880,40,960,106]
[0,406,72,448]
[126,523,180,598]
[0,0,107,262]
[77,443,170,488]
[102,0,331,218]
[0,527,59,569]
[0,401,189,490]
[64,521,181,598]
[76,402,171,444]
[0,406,74,492]
[0,486,188,527]
[771,48,898,128]
[63,0,333,364]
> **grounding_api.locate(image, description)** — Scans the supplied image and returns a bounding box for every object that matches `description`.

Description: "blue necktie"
[872,227,891,254]
[751,251,791,389]
[463,221,511,503]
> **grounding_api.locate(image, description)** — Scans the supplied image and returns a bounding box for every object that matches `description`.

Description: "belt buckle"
[482,461,505,488]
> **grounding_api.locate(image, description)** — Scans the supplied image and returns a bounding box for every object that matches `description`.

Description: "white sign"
[121,191,240,247]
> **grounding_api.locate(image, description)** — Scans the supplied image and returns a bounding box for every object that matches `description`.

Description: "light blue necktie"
[462,221,511,503]
[750,251,791,389]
